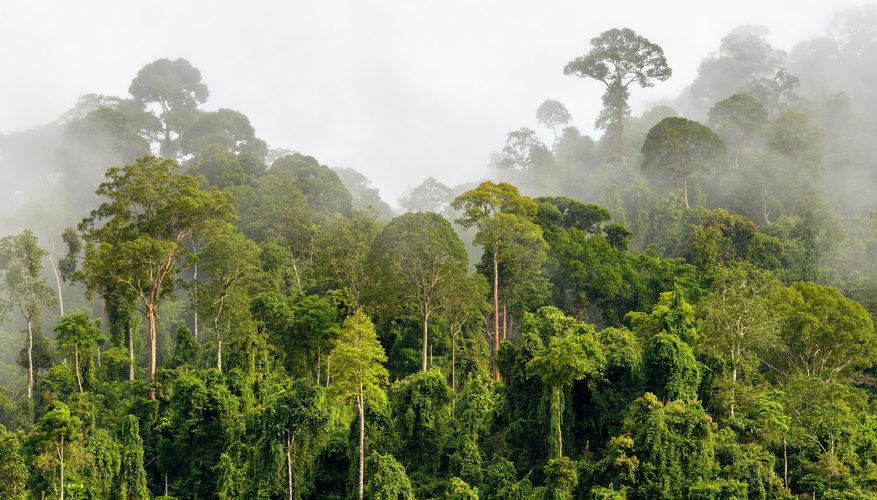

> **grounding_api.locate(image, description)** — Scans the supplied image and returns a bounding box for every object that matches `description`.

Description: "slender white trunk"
[74,346,83,393]
[287,430,294,500]
[59,436,65,500]
[217,337,223,373]
[128,322,135,382]
[192,243,199,340]
[422,311,430,372]
[493,246,500,381]
[358,387,365,500]
[48,250,64,316]
[147,303,157,400]
[27,319,34,399]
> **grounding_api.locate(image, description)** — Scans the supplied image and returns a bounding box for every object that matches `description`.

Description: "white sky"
[0,1,870,206]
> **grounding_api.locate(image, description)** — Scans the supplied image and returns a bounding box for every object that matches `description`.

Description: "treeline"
[2,15,877,500]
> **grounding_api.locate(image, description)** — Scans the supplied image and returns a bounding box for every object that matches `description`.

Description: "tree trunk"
[784,434,788,490]
[74,346,83,393]
[287,430,294,500]
[192,243,199,340]
[60,436,65,500]
[27,319,34,399]
[217,337,223,373]
[553,384,563,458]
[325,354,331,388]
[128,321,135,382]
[316,346,322,384]
[503,305,507,340]
[147,303,157,400]
[358,387,365,500]
[618,106,626,167]
[48,250,64,316]
[493,245,500,381]
[422,311,429,372]
[683,174,690,209]
[451,327,457,403]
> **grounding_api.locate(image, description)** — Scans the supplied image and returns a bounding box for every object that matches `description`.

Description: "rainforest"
[2,7,877,500]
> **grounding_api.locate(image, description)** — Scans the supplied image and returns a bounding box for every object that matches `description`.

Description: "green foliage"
[117,415,150,500]
[270,153,353,216]
[0,424,28,499]
[771,282,876,379]
[641,117,726,208]
[643,332,701,402]
[391,369,452,474]
[366,452,415,500]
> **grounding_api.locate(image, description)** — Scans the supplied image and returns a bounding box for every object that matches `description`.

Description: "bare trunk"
[325,354,331,388]
[556,385,563,458]
[683,175,690,209]
[784,434,788,490]
[358,387,365,500]
[59,436,65,500]
[287,430,294,500]
[74,346,83,393]
[192,243,198,340]
[493,246,500,381]
[451,327,457,403]
[147,303,157,400]
[422,311,429,372]
[316,346,321,384]
[27,319,34,399]
[619,108,626,167]
[48,250,64,316]
[217,337,223,373]
[128,321,135,382]
[502,305,507,340]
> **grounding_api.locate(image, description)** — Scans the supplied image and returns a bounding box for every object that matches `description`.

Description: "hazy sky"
[1,1,871,206]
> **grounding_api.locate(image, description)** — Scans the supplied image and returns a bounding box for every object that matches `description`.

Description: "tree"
[28,402,83,500]
[525,307,603,458]
[365,452,414,500]
[536,99,572,148]
[194,224,262,372]
[181,107,268,160]
[494,127,552,175]
[330,310,389,500]
[117,415,150,500]
[0,230,55,399]
[453,182,547,380]
[270,153,353,216]
[698,264,780,417]
[78,155,235,398]
[260,379,329,500]
[564,28,672,164]
[641,117,726,208]
[54,312,102,394]
[770,282,876,379]
[0,424,27,499]
[708,93,769,169]
[312,211,381,309]
[400,177,453,214]
[370,212,468,372]
[128,58,209,157]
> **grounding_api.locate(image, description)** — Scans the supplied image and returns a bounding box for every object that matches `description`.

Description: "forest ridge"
[1,15,877,500]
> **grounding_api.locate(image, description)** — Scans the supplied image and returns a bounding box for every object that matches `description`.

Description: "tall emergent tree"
[536,99,572,148]
[0,230,55,399]
[78,155,235,398]
[128,58,209,158]
[564,28,671,164]
[641,117,726,209]
[369,212,468,372]
[453,182,548,380]
[330,310,389,500]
